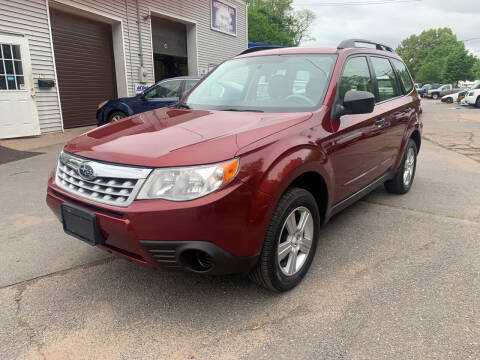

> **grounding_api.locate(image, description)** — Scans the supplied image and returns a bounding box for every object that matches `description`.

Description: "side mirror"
[335,90,375,117]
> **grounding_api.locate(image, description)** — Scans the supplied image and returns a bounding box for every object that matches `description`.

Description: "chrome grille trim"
[55,151,152,207]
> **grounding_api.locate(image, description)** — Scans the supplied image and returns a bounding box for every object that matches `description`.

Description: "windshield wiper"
[175,103,192,109]
[221,108,264,113]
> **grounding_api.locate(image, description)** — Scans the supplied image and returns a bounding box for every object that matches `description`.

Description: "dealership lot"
[1,101,479,359]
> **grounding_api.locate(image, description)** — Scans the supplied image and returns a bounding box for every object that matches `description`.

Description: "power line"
[295,0,422,6]
[460,38,480,42]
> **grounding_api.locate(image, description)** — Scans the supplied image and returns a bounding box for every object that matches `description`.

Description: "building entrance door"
[0,34,40,139]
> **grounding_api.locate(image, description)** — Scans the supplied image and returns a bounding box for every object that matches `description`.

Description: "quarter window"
[145,80,181,99]
[371,57,400,102]
[0,44,25,91]
[391,59,413,94]
[339,57,373,101]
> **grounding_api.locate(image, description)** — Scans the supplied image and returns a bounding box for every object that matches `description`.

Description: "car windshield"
[180,54,337,112]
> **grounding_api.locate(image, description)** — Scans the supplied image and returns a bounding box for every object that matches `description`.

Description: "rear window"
[371,57,400,102]
[391,59,413,94]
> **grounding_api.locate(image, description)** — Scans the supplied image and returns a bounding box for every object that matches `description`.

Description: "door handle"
[375,118,385,126]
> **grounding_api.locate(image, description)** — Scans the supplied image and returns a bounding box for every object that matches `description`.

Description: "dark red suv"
[46,39,422,292]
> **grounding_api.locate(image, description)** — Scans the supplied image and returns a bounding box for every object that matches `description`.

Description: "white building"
[0,0,247,139]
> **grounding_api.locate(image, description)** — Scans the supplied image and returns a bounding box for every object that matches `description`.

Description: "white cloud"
[293,0,480,56]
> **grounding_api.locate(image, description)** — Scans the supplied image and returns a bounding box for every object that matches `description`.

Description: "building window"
[0,44,25,91]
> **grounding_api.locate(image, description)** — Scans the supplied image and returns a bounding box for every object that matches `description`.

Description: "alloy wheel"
[277,206,314,276]
[403,147,415,186]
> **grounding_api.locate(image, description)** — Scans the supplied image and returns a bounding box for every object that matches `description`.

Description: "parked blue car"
[96,76,201,126]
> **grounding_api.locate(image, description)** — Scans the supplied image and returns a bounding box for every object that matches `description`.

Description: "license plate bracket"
[61,203,105,246]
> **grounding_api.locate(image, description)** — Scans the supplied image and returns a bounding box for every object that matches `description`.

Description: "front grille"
[55,151,151,207]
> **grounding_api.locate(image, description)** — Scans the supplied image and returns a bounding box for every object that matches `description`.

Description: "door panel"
[327,56,389,203]
[50,8,116,128]
[0,35,39,139]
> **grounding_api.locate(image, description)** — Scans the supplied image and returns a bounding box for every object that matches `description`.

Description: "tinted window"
[339,56,373,100]
[392,59,413,94]
[182,54,337,112]
[371,57,400,102]
[183,79,198,94]
[145,80,181,99]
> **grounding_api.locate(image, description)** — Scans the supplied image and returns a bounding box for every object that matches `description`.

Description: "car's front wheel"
[108,111,127,123]
[249,187,320,292]
[384,139,417,194]
[475,96,480,108]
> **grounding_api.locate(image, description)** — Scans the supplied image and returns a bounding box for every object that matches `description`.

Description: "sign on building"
[211,0,236,36]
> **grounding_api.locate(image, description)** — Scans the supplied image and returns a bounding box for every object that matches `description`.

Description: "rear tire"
[108,111,127,123]
[475,97,480,108]
[249,188,320,292]
[446,97,453,103]
[432,93,439,100]
[384,139,417,195]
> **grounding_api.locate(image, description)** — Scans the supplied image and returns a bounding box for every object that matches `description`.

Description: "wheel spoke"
[299,236,312,254]
[285,212,297,235]
[278,239,292,261]
[297,210,310,233]
[286,249,297,275]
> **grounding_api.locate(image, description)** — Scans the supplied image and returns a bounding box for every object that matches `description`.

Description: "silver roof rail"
[337,39,395,53]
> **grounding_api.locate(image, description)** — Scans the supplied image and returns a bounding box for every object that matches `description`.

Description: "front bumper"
[46,175,271,275]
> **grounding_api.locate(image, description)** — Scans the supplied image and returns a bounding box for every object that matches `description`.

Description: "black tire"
[475,97,480,108]
[432,93,439,100]
[384,139,417,194]
[446,97,453,103]
[249,187,320,292]
[107,111,127,123]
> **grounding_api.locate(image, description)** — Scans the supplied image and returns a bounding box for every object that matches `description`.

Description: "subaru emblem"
[79,163,95,181]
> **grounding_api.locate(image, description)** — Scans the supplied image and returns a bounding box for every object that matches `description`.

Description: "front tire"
[249,188,320,292]
[475,97,480,108]
[108,111,127,123]
[384,139,417,194]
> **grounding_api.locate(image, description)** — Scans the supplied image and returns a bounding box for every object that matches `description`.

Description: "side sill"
[324,171,395,224]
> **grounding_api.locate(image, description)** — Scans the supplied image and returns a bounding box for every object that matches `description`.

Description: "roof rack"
[239,46,286,55]
[337,39,395,53]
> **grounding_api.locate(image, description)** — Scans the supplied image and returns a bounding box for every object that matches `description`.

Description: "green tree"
[397,28,480,83]
[396,28,458,79]
[246,0,315,46]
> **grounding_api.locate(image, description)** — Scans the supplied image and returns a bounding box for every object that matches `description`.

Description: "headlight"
[97,100,109,109]
[137,158,239,201]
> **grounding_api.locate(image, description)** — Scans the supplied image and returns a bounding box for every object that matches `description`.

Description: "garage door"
[50,9,116,128]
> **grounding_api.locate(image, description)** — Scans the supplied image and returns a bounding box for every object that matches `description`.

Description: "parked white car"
[463,81,480,107]
[464,89,480,107]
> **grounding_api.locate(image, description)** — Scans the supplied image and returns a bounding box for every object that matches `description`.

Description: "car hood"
[64,107,312,167]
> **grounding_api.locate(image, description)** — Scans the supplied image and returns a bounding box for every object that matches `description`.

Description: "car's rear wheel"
[384,139,417,194]
[446,97,453,103]
[475,96,480,108]
[432,93,439,100]
[249,187,320,292]
[108,111,127,123]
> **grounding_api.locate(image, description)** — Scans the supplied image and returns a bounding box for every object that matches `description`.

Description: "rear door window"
[339,56,373,101]
[370,57,400,102]
[391,59,413,94]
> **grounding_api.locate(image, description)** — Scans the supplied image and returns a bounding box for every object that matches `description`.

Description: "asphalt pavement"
[1,100,479,359]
